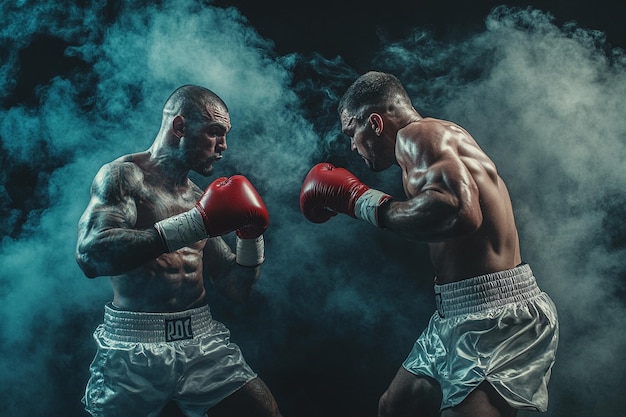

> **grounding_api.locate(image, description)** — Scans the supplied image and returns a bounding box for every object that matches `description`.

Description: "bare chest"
[133,181,199,228]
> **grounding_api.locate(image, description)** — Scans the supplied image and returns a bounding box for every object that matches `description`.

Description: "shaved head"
[163,84,228,125]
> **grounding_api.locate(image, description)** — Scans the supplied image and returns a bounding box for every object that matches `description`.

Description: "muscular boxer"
[76,85,281,417]
[300,72,558,417]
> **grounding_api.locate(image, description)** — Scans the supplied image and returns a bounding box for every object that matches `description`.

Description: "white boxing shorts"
[402,263,559,411]
[83,303,257,417]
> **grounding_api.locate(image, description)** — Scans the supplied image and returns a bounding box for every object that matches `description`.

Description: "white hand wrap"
[154,208,206,252]
[236,235,265,267]
[354,188,392,227]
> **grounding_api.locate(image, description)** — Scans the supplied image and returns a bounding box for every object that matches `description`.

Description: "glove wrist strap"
[354,189,392,227]
[154,208,206,252]
[236,235,265,266]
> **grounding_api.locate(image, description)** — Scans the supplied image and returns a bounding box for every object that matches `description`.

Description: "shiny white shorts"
[83,303,257,417]
[402,264,559,411]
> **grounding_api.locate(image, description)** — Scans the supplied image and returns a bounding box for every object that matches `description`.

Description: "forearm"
[204,236,261,302]
[76,227,165,278]
[378,193,469,242]
[211,264,260,303]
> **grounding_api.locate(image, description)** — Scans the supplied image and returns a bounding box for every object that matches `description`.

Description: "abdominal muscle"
[428,231,521,284]
[110,243,207,312]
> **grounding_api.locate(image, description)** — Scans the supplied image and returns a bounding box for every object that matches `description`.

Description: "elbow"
[75,249,101,279]
[226,271,259,303]
[214,283,253,304]
[212,267,259,303]
[427,206,482,241]
[454,206,483,236]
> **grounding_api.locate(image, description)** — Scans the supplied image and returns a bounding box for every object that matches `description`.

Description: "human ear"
[172,115,186,138]
[368,113,383,136]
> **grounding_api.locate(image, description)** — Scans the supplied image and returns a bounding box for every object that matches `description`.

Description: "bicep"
[77,164,138,246]
[399,120,479,207]
[417,157,482,232]
[410,157,479,209]
[385,155,482,240]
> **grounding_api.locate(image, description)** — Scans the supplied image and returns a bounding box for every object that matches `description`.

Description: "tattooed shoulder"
[92,160,144,204]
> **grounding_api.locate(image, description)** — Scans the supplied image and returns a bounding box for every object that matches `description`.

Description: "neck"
[147,142,189,187]
[404,111,422,127]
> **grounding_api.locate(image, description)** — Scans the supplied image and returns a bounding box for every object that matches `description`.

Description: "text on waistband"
[165,316,194,342]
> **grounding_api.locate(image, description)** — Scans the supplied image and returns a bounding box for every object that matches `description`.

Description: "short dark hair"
[338,71,411,121]
[163,84,228,124]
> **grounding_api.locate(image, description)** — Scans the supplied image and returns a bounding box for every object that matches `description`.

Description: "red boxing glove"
[196,175,269,239]
[299,163,392,226]
[155,175,269,259]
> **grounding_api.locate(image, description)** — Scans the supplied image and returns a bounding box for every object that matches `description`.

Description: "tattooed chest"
[133,185,198,228]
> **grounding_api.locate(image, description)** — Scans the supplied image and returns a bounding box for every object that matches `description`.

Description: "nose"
[216,135,227,152]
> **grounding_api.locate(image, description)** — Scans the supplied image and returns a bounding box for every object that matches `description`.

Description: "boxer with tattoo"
[76,85,282,417]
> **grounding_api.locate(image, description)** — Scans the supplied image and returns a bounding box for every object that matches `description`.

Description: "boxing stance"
[300,71,558,417]
[76,85,281,417]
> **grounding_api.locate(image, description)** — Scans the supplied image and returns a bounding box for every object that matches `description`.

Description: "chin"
[195,165,214,177]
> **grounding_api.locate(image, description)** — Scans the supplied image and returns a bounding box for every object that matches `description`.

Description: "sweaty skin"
[337,73,552,417]
[76,88,282,417]
[342,111,521,284]
[385,118,521,283]
[76,102,257,312]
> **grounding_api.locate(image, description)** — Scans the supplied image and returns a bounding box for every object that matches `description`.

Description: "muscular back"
[394,118,521,283]
[76,152,208,311]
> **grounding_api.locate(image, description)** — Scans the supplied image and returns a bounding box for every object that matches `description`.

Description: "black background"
[1,1,625,416]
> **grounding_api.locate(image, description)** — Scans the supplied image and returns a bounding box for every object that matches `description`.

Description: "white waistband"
[102,303,213,343]
[434,264,541,318]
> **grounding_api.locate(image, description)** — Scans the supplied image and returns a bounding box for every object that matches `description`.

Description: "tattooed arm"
[75,161,164,278]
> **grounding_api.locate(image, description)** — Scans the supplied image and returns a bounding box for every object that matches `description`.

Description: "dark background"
[1,1,625,416]
[213,0,626,64]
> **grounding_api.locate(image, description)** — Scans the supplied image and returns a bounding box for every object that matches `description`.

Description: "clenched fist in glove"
[299,162,392,227]
[155,175,268,266]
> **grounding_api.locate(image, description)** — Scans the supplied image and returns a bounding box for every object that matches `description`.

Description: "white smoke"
[0,1,623,416]
[372,6,626,415]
